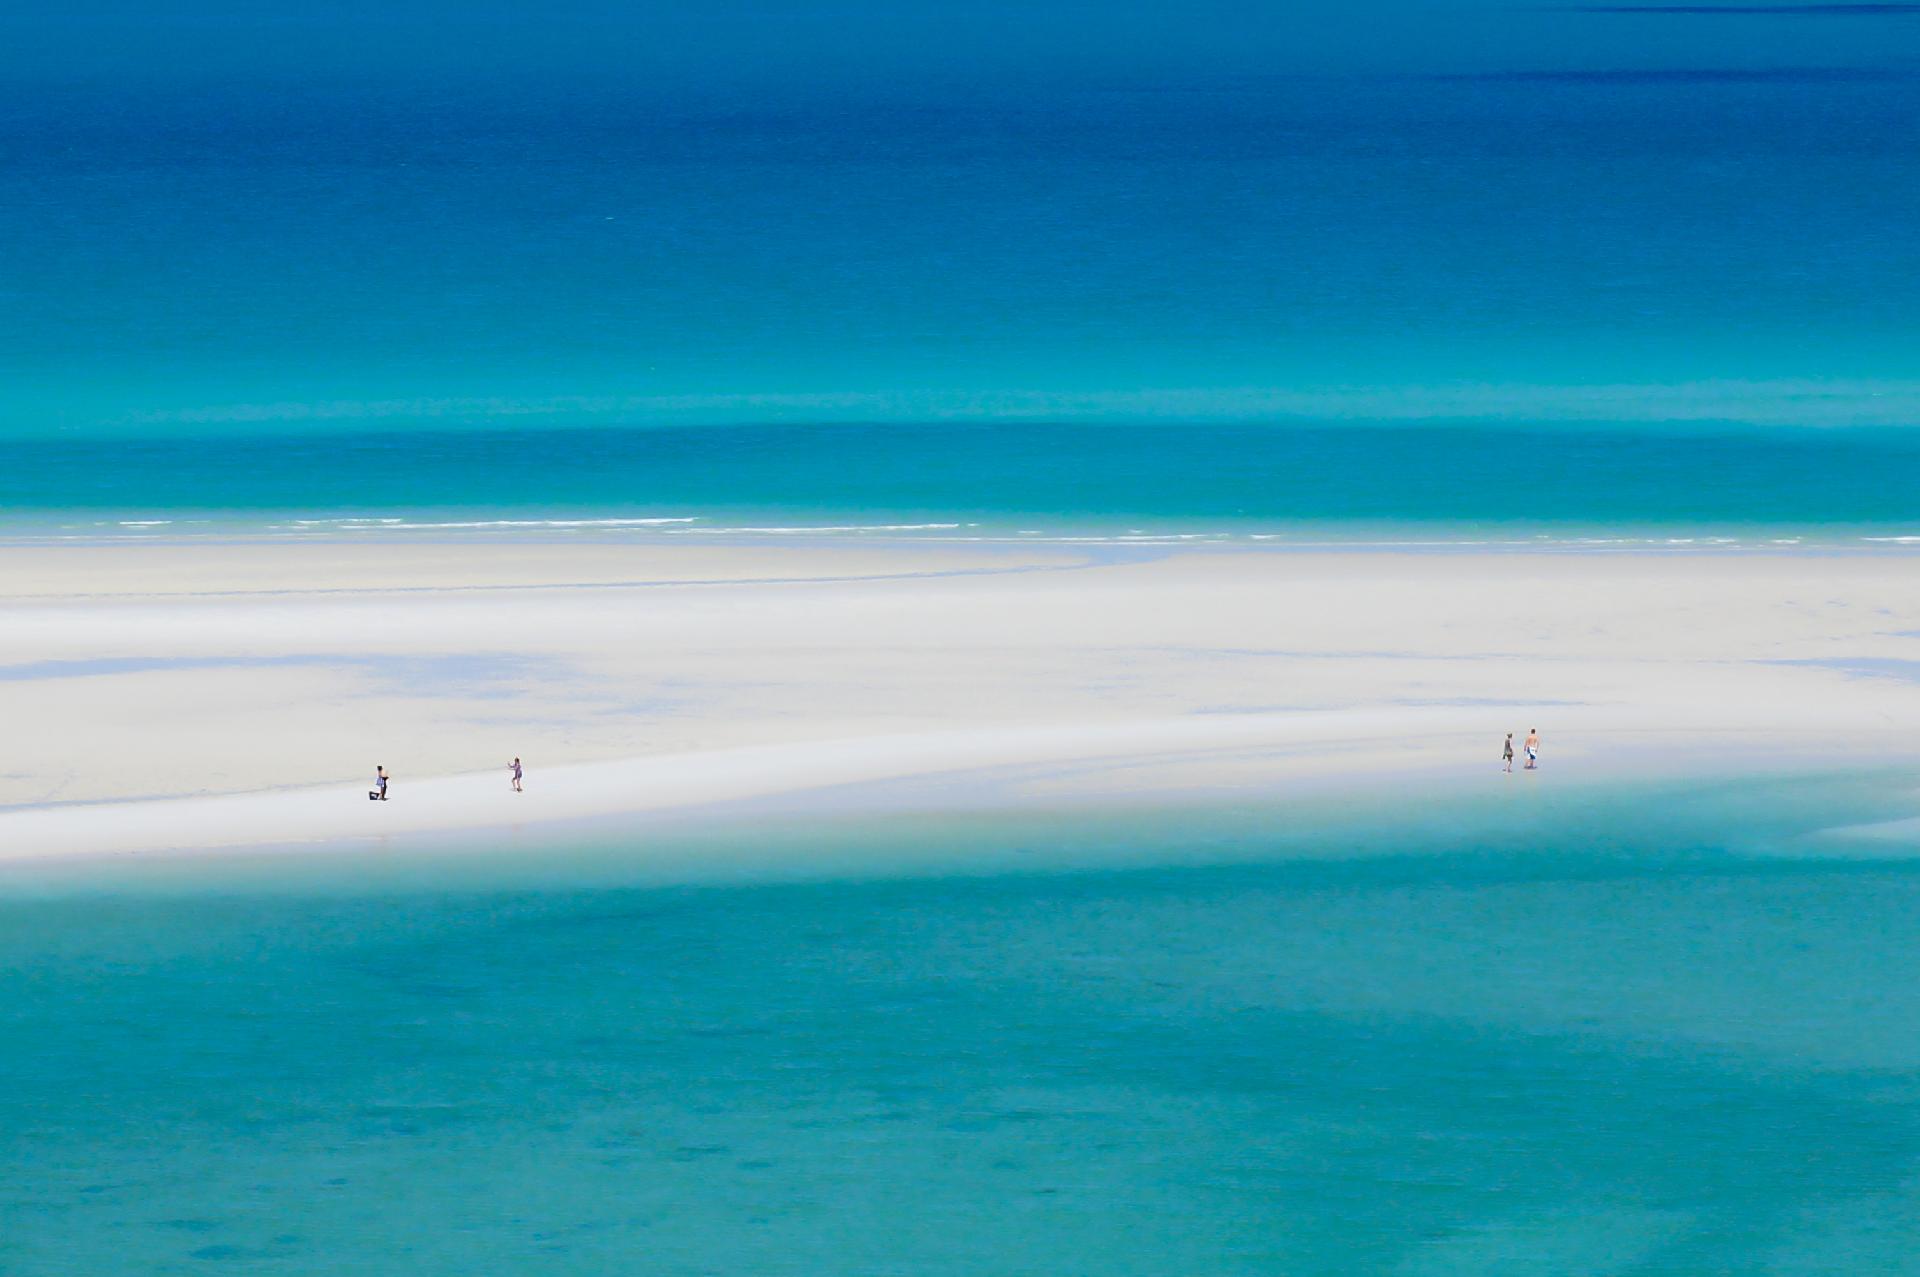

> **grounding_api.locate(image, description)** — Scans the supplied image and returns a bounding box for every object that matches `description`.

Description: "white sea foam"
[670,523,964,535]
[17,513,1920,552]
[276,516,701,531]
[379,517,702,531]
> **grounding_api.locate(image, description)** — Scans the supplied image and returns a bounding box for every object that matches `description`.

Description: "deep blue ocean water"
[7,2,1916,539]
[6,777,1920,1273]
[3,2,1916,441]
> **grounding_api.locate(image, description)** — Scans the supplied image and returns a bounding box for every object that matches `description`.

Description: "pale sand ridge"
[4,539,1918,858]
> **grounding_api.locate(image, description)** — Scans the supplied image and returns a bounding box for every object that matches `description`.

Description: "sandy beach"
[2,538,1916,860]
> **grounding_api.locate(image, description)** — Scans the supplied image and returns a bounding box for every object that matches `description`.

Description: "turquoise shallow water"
[8,776,1920,1274]
[10,421,1920,544]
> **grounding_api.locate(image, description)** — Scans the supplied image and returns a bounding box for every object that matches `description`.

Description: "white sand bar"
[4,539,1919,858]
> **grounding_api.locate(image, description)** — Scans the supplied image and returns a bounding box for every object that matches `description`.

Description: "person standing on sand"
[1502,733,1514,773]
[372,765,389,801]
[509,757,523,792]
[1524,729,1539,770]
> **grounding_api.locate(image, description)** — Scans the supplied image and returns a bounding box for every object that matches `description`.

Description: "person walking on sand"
[1524,729,1539,770]
[508,757,523,792]
[1502,733,1514,773]
[371,765,389,801]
